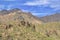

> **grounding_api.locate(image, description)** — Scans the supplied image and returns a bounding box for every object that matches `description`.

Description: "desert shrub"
[6,35,13,40]
[18,24,21,26]
[31,25,36,32]
[5,24,13,29]
[0,34,2,40]
[21,21,26,26]
[45,30,51,37]
[27,22,31,27]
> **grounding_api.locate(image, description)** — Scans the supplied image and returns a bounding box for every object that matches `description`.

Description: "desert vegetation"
[0,21,60,40]
[0,9,60,40]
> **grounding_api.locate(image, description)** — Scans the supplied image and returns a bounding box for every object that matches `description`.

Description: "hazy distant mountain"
[40,13,60,23]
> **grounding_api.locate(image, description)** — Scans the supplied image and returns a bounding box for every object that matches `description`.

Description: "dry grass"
[0,21,60,40]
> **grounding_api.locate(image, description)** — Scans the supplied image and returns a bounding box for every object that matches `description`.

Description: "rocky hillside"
[40,13,60,23]
[0,9,60,40]
[0,9,43,40]
[0,8,42,24]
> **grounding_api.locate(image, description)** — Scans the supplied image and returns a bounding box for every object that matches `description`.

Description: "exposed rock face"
[0,8,42,24]
[0,10,9,15]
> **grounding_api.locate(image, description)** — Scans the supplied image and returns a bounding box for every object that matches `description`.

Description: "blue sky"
[0,0,60,17]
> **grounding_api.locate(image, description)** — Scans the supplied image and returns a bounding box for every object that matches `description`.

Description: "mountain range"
[0,8,42,24]
[0,8,60,23]
[0,8,60,40]
[40,13,60,23]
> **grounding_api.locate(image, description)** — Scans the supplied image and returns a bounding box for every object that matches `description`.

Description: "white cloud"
[24,0,49,6]
[24,0,60,10]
